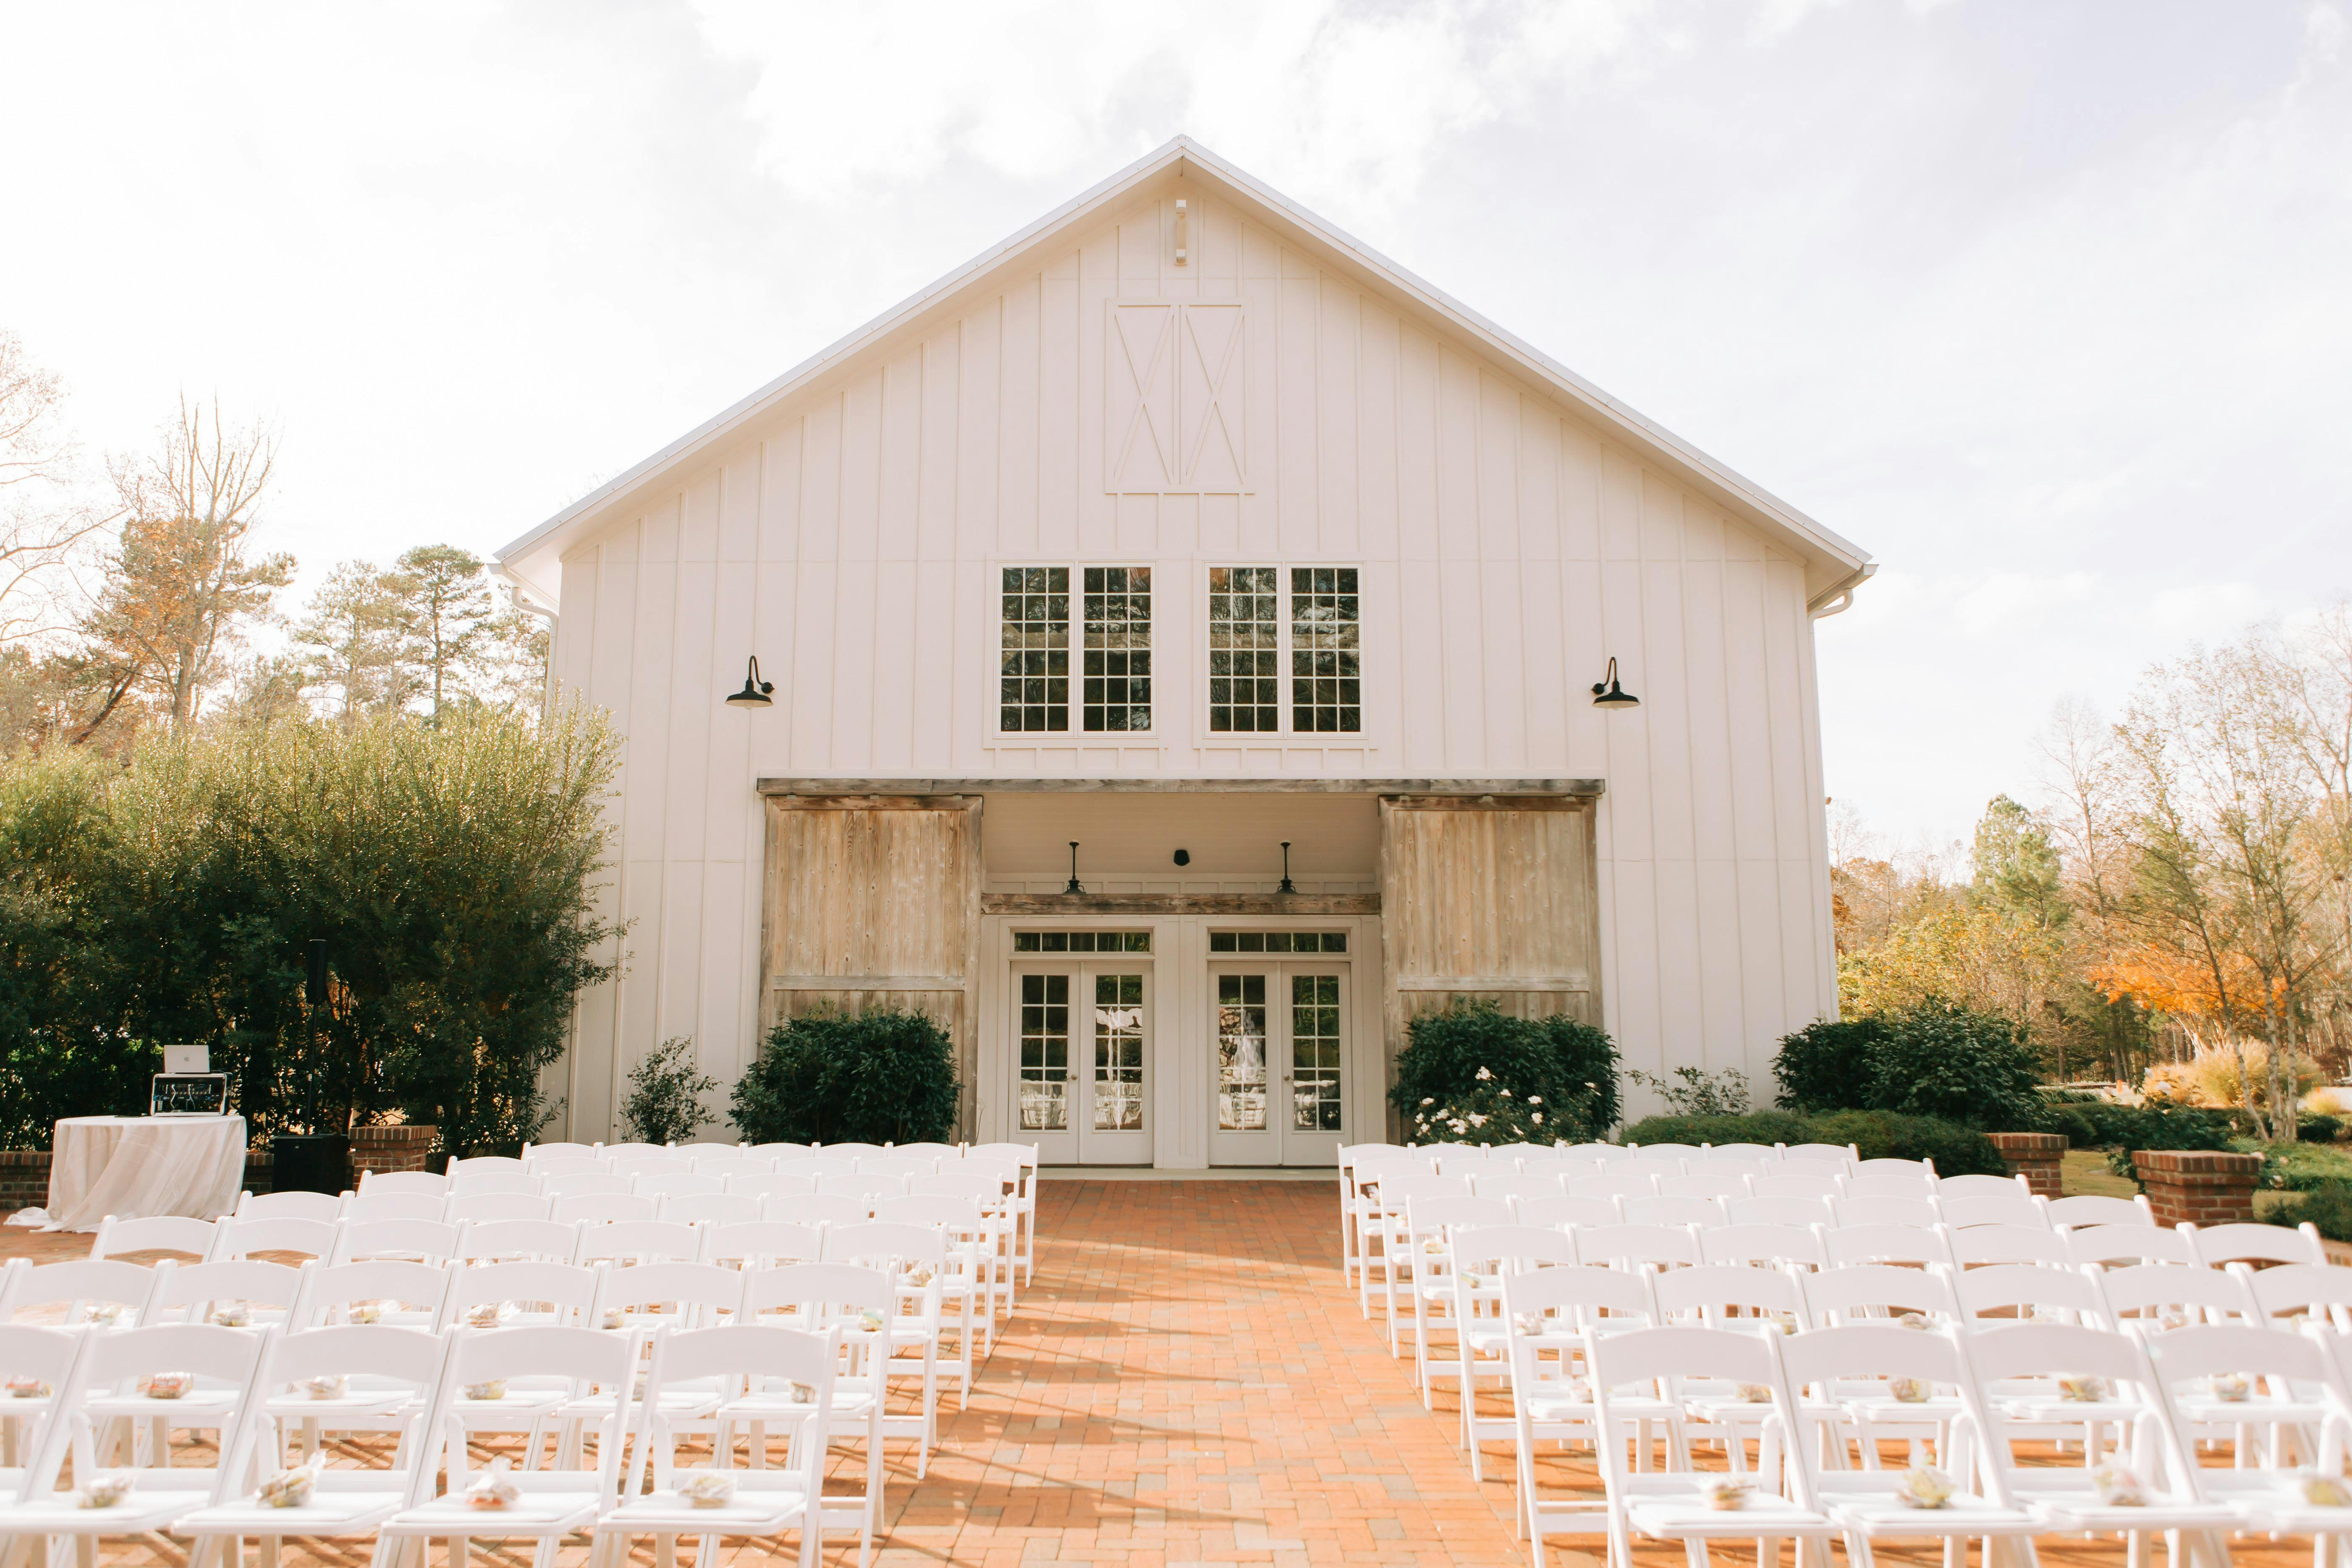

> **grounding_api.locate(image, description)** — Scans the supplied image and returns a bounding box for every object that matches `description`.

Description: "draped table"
[44,1114,248,1232]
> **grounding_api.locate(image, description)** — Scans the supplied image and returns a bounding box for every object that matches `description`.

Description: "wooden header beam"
[756,777,1603,798]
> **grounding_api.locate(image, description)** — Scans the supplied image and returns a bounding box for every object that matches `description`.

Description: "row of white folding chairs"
[332,1172,1015,1226]
[1354,1138,1873,1170]
[1496,1302,2352,1565]
[384,1150,1020,1196]
[0,1306,909,1561]
[74,1204,1014,1326]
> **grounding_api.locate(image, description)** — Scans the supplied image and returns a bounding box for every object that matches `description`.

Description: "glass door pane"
[1290,974,1343,1131]
[1216,973,1268,1131]
[1092,973,1146,1131]
[1018,973,1070,1132]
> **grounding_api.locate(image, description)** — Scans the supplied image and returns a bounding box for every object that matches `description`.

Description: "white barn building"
[495,138,1873,1167]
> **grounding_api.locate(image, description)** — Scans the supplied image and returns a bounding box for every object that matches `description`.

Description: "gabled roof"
[496,135,1872,608]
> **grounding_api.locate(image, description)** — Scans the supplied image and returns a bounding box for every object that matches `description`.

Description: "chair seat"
[263,1392,420,1419]
[383,1492,602,1535]
[2,1489,217,1534]
[85,1392,241,1420]
[176,1490,408,1536]
[1625,1495,1838,1539]
[2199,1478,2352,1534]
[1524,1394,1677,1422]
[598,1484,810,1535]
[2174,1397,2326,1425]
[2017,1491,2237,1533]
[1818,1492,2038,1536]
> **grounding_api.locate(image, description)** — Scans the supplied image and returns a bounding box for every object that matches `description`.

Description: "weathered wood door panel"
[763,796,982,1135]
[1377,797,1603,1130]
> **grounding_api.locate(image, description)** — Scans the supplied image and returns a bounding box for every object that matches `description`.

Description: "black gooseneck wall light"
[725,656,775,708]
[1590,656,1640,709]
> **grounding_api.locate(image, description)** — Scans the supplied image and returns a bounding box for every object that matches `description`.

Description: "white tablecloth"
[45,1115,249,1232]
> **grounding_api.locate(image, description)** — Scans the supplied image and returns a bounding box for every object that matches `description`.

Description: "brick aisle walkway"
[883,1180,1524,1567]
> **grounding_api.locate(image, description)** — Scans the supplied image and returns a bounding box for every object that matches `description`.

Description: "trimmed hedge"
[1388,1000,1620,1144]
[1620,1109,2008,1177]
[731,1007,960,1146]
[2278,1182,2352,1243]
[2035,1097,2237,1180]
[1774,1003,2042,1131]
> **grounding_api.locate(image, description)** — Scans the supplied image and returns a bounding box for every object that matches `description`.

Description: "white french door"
[1013,962,1152,1164]
[1207,962,1349,1167]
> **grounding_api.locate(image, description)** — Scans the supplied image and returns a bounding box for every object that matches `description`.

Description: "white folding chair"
[1818,1223,1953,1270]
[2069,1223,2202,1269]
[1943,1223,2071,1269]
[234,1190,343,1222]
[331,1217,462,1265]
[1708,1143,1781,1163]
[451,1155,533,1182]
[0,1323,86,1476]
[2147,1324,2352,1533]
[297,1258,456,1331]
[88,1214,218,1262]
[1952,1262,2109,1328]
[1656,1171,1751,1201]
[1752,1172,1843,1202]
[1571,1223,1700,1271]
[636,1173,725,1201]
[1782,1141,1859,1168]
[544,1173,634,1200]
[586,1259,747,1333]
[822,1222,949,1474]
[1940,1194,2048,1230]
[2092,1261,2256,1334]
[1621,1194,1726,1229]
[446,1192,555,1224]
[1500,1265,1670,1565]
[454,1217,581,1263]
[1936,1173,2030,1202]
[1586,1326,1838,1565]
[1448,1224,1576,1480]
[572,1219,703,1268]
[2047,1193,2156,1229]
[1699,1224,1825,1270]
[358,1169,448,1197]
[737,1263,892,1560]
[552,1193,659,1226]
[875,1194,998,1372]
[1567,1171,1658,1201]
[2234,1260,2352,1331]
[730,1171,818,1202]
[2184,1220,2326,1268]
[141,1256,310,1331]
[1469,1172,1567,1203]
[1402,1194,1512,1388]
[1799,1263,1959,1330]
[1831,1194,1939,1229]
[209,1214,339,1263]
[0,1258,159,1328]
[1852,1158,1935,1185]
[450,1169,544,1198]
[521,1139,601,1162]
[660,1193,761,1226]
[450,1259,603,1331]
[1627,1142,1703,1164]
[965,1142,1040,1284]
[344,1190,446,1222]
[1729,1195,1833,1229]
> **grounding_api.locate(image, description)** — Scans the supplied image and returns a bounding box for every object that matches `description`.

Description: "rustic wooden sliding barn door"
[1376,796,1603,1129]
[761,794,983,1136]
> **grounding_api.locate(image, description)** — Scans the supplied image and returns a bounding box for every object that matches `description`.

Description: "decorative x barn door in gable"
[1104,300,1248,492]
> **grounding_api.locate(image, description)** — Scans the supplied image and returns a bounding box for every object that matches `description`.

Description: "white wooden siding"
[542,185,1836,1138]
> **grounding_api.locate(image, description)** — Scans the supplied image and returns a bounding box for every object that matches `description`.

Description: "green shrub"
[1389,1000,1619,1143]
[620,1037,718,1146]
[2049,1100,2237,1181]
[732,1007,960,1146]
[1618,1108,2006,1177]
[1628,1066,1753,1117]
[1773,1018,1891,1115]
[1408,1072,1550,1146]
[2280,1183,2352,1244]
[1771,1003,2042,1131]
[2299,1114,2343,1145]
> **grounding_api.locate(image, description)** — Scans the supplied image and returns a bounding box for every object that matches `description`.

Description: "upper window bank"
[998,563,1360,738]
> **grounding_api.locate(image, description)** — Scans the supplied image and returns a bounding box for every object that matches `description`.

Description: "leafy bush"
[1407,1070,1551,1145]
[732,1007,960,1146]
[2258,1141,2352,1194]
[2039,1099,2238,1181]
[0,711,619,1154]
[1772,1018,1891,1115]
[1628,1066,1753,1117]
[2279,1183,2352,1244]
[1617,1108,2007,1176]
[1771,1003,2042,1131]
[621,1038,718,1146]
[1388,1000,1619,1143]
[2299,1114,2343,1145]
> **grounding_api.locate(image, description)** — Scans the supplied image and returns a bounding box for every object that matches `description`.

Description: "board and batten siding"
[542,182,1835,1139]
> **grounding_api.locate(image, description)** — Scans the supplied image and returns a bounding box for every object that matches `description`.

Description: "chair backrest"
[817,1172,911,1201]
[358,1169,447,1197]
[450,1154,530,1180]
[740,1260,895,1318]
[2232,1260,2352,1328]
[598,1142,669,1160]
[1516,1155,1599,1183]
[2144,1322,2336,1472]
[635,1172,724,1199]
[1844,1173,1935,1199]
[1500,1261,1656,1331]
[1776,1320,1969,1400]
[1951,1261,2109,1326]
[2185,1220,2326,1268]
[144,1257,309,1323]
[1405,1195,1513,1239]
[659,1193,761,1226]
[2066,1223,2200,1268]
[448,1169,542,1198]
[1818,1222,1952,1269]
[1943,1223,2071,1268]
[700,1220,826,1267]
[1799,1262,1959,1326]
[448,1260,601,1325]
[530,1157,608,1178]
[728,1171,818,1200]
[298,1258,455,1327]
[1566,1171,1658,1200]
[795,1156,860,1179]
[1511,1194,1624,1229]
[1781,1142,1857,1167]
[894,1142,961,1160]
[1673,1161,1764,1186]
[550,1192,659,1225]
[591,1260,748,1322]
[0,1258,159,1324]
[235,1189,342,1222]
[1448,1223,1577,1272]
[257,1323,446,1424]
[768,1192,881,1225]
[571,1219,702,1266]
[874,1194,986,1234]
[1707,1143,1780,1163]
[1621,1194,1726,1228]
[444,1191,554,1224]
[1936,1173,2029,1201]
[211,1214,339,1262]
[1939,1195,2047,1230]
[1571,1222,1700,1269]
[629,1325,834,1496]
[856,1154,938,1178]
[90,1213,218,1261]
[1727,1196,1831,1229]
[522,1140,599,1162]
[0,1323,88,1453]
[609,1154,693,1178]
[1749,1173,1841,1201]
[822,1221,950,1273]
[752,1142,820,1161]
[333,1217,461,1264]
[344,1191,445,1222]
[1558,1142,1631,1164]
[453,1217,580,1262]
[1585,1327,1811,1506]
[2045,1193,2154,1229]
[1830,1194,1939,1229]
[690,1155,771,1180]
[1376,1173,1472,1207]
[1467,1173,1566,1202]
[1650,1262,1805,1328]
[1627,1142,1702,1162]
[544,1173,634,1199]
[1852,1157,1934,1183]
[2092,1261,2251,1327]
[1698,1223,1825,1269]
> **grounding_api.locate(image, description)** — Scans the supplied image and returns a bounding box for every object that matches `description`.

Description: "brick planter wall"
[1986,1132,2068,1199]
[1,1149,52,1211]
[2133,1148,2264,1228]
[352,1125,437,1176]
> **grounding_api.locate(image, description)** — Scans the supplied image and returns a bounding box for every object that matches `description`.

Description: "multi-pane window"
[1216,974,1268,1131]
[1290,974,1343,1131]
[1013,931,1153,953]
[1092,973,1146,1131]
[1209,931,1348,953]
[1290,567,1361,732]
[1081,567,1151,732]
[1018,974,1070,1130]
[1000,568,1068,732]
[1207,566,1280,732]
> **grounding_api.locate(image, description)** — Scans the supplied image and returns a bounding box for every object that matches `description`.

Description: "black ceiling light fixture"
[1590,656,1640,710]
[1065,841,1085,896]
[725,656,775,708]
[1172,848,1191,867]
[1278,840,1297,895]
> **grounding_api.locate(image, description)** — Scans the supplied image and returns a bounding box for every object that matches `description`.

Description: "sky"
[2,0,2347,850]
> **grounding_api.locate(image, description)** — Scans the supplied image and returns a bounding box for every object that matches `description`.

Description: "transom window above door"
[1013,930,1153,953]
[1207,565,1361,735]
[1208,931,1347,953]
[998,565,1152,734]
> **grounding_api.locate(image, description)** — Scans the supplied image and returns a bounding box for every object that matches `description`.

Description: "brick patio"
[0,1183,2325,1567]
